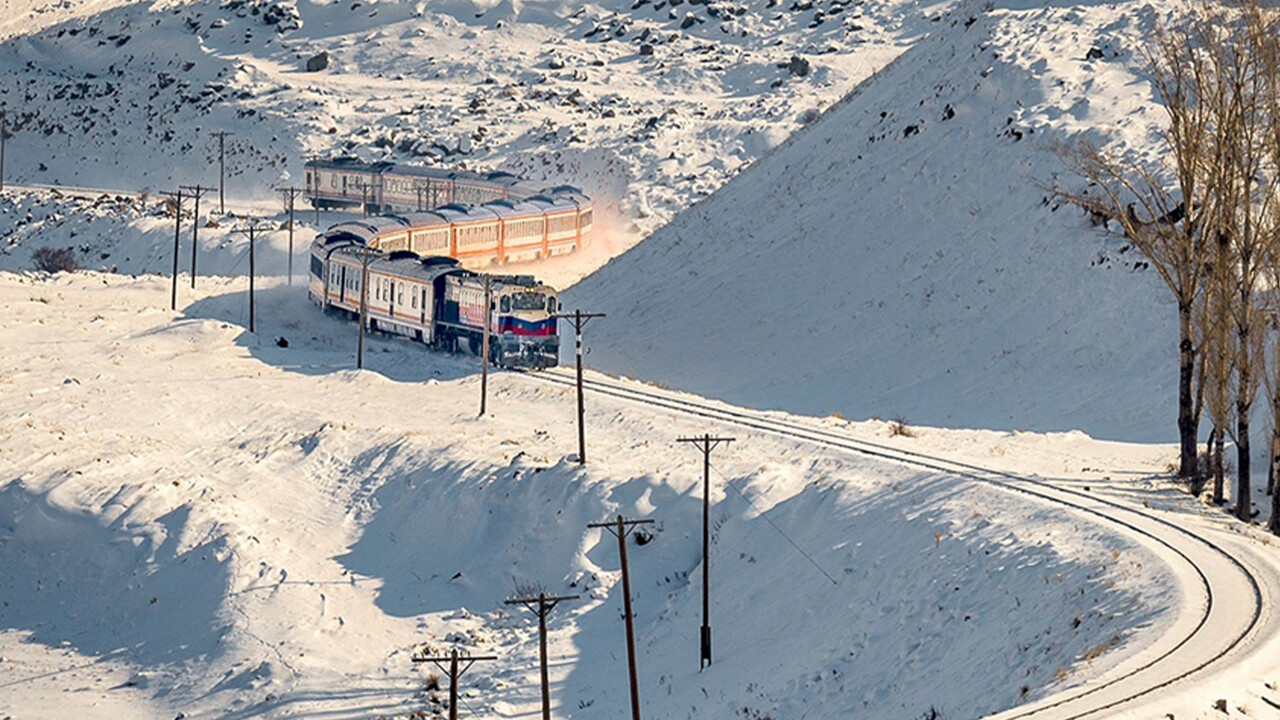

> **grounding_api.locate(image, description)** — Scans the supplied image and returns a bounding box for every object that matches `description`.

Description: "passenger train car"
[308,236,559,368]
[315,188,592,267]
[305,158,544,214]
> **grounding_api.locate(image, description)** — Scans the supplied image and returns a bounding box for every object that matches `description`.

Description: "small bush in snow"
[889,416,916,438]
[32,246,79,273]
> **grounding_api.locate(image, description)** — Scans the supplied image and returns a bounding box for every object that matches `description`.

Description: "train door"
[420,287,428,327]
[339,265,347,304]
[388,279,396,318]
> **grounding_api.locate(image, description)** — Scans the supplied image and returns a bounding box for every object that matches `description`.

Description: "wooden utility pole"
[277,186,304,285]
[588,515,655,720]
[412,647,497,720]
[0,109,7,193]
[504,592,579,720]
[180,184,211,289]
[211,130,234,213]
[360,181,370,218]
[677,433,736,670]
[554,310,606,464]
[345,244,382,369]
[160,189,184,310]
[480,275,492,416]
[232,220,273,333]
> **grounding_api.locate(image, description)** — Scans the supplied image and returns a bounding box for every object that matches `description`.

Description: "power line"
[710,463,839,586]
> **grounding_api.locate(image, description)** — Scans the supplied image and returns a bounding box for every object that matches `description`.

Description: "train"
[306,158,593,266]
[308,235,560,369]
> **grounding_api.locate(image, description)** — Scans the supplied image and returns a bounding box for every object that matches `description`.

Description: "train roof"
[482,199,547,219]
[385,165,459,180]
[388,211,451,229]
[432,204,500,223]
[308,157,394,173]
[320,217,412,244]
[331,247,463,282]
[524,194,582,212]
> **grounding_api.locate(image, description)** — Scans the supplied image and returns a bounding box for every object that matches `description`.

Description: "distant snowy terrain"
[0,271,1182,719]
[0,0,933,248]
[568,0,1178,443]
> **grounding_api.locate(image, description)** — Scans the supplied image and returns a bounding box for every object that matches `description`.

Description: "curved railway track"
[519,367,1269,719]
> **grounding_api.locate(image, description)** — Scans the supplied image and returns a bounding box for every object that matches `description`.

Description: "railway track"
[519,367,1271,719]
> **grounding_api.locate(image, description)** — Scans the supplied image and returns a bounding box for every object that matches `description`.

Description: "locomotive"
[309,235,559,368]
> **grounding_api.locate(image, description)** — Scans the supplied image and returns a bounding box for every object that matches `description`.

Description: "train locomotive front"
[442,273,559,369]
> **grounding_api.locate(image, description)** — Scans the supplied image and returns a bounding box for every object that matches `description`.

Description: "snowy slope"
[0,270,1185,719]
[566,0,1179,443]
[0,0,942,255]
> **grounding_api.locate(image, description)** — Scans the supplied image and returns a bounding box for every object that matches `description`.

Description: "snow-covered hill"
[567,0,1178,443]
[0,270,1180,719]
[0,0,936,249]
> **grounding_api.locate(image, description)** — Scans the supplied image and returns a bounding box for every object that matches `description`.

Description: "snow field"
[0,270,1183,718]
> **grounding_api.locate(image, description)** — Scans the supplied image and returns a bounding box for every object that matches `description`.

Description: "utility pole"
[504,592,580,720]
[160,189,184,310]
[180,184,211,289]
[480,274,492,416]
[677,433,736,670]
[308,155,321,225]
[277,186,304,285]
[412,647,497,720]
[554,310,606,464]
[0,109,7,193]
[232,220,273,333]
[345,244,382,369]
[211,130,234,214]
[588,515,655,720]
[360,180,369,218]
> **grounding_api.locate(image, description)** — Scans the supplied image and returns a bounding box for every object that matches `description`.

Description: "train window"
[547,296,556,313]
[511,294,546,311]
[412,289,418,309]
[398,287,404,304]
[500,296,511,313]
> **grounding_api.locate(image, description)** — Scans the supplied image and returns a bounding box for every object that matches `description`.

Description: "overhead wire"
[709,462,840,586]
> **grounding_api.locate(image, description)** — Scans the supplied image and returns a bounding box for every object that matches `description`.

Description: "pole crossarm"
[411,648,497,720]
[588,517,654,538]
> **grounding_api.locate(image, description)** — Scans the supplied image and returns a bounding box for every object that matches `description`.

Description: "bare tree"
[1050,9,1217,481]
[1217,2,1280,523]
[1246,2,1280,533]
